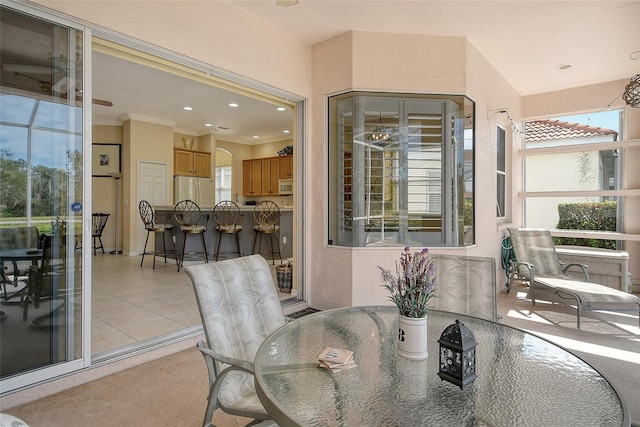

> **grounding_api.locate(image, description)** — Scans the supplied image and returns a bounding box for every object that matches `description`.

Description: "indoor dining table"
[254,306,630,427]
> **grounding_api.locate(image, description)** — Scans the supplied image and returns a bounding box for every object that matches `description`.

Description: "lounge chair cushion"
[535,276,640,304]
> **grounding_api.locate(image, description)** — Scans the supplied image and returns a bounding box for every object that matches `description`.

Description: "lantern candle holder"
[437,319,477,389]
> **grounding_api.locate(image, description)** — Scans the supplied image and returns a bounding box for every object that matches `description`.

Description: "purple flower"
[378,246,436,318]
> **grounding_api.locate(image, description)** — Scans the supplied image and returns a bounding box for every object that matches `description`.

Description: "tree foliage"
[554,201,617,249]
[0,148,82,218]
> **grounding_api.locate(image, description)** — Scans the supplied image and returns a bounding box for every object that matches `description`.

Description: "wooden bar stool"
[212,201,243,261]
[252,201,282,265]
[173,200,209,272]
[139,200,178,269]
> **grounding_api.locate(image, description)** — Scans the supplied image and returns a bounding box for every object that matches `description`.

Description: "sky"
[556,109,621,134]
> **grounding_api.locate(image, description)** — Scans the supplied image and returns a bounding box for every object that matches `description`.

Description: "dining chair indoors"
[212,201,243,261]
[139,200,178,269]
[252,200,282,265]
[184,254,285,427]
[91,213,110,256]
[173,200,209,272]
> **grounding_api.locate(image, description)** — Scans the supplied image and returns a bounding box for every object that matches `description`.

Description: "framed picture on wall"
[92,144,121,177]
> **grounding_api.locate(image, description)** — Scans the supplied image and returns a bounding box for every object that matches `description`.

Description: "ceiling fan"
[2,61,113,107]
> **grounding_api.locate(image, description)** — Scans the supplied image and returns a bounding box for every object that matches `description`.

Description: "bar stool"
[252,200,282,265]
[173,200,209,272]
[139,200,178,269]
[212,201,243,261]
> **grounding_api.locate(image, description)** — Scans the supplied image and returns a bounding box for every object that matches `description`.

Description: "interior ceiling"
[91,52,295,144]
[2,1,639,143]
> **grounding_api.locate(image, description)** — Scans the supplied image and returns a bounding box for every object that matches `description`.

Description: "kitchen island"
[154,204,293,263]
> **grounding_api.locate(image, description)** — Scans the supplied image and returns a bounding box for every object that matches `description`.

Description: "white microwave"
[278,179,293,195]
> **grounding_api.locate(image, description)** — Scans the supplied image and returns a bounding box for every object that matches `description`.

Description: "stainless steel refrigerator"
[173,176,215,207]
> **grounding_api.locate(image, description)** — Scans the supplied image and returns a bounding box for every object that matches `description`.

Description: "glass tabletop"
[0,248,42,260]
[255,306,629,427]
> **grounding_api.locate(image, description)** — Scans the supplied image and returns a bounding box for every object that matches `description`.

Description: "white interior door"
[137,161,169,253]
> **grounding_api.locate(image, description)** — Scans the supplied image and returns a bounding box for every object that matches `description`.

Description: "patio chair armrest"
[515,261,535,282]
[197,341,255,372]
[560,262,590,282]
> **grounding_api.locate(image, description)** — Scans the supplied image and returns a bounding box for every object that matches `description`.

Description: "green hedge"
[554,201,617,249]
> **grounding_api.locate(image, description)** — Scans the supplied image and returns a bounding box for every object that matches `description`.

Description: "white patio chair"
[184,254,285,427]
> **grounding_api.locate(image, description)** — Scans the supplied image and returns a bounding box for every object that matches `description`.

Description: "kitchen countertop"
[151,203,294,259]
[154,204,293,212]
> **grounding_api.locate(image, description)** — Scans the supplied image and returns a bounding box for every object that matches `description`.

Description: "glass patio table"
[0,247,42,298]
[254,306,629,427]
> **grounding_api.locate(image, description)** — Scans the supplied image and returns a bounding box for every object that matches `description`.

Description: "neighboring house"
[524,119,618,229]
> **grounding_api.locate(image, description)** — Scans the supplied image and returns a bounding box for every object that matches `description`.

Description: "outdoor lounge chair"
[506,228,640,329]
[184,254,284,427]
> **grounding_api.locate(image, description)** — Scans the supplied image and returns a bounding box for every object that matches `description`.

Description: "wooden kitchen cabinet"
[243,159,263,196]
[279,155,293,179]
[243,156,287,197]
[261,157,280,196]
[174,149,211,177]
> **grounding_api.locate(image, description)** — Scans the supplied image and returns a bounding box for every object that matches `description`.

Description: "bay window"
[328,92,475,247]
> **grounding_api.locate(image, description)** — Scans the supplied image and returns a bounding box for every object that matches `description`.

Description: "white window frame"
[521,135,640,244]
[215,165,232,203]
[497,125,506,220]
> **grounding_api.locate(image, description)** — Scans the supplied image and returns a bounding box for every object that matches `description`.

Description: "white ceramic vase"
[397,314,428,360]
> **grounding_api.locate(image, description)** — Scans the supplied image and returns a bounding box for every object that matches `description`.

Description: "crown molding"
[174,128,198,136]
[120,113,175,127]
[196,128,219,136]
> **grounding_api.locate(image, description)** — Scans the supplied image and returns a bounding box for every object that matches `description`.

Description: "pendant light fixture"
[622,74,640,108]
[623,51,640,108]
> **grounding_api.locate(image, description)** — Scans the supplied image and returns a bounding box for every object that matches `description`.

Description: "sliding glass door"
[0,5,88,391]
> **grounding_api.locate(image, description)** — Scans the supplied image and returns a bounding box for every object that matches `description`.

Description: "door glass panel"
[0,6,84,382]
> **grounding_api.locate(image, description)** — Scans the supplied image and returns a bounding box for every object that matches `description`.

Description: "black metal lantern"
[437,319,477,388]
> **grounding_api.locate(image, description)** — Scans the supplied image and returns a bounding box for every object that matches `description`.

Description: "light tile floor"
[91,253,294,355]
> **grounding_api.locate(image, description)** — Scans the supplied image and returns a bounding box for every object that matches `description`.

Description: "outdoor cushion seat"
[184,254,284,427]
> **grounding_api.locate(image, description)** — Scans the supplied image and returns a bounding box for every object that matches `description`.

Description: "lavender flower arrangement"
[379,246,436,318]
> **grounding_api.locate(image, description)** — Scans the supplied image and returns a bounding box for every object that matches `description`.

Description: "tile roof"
[525,119,618,142]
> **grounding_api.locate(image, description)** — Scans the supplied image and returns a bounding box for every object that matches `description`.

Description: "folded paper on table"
[318,347,357,372]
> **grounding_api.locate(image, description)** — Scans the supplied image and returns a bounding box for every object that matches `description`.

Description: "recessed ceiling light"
[556,63,572,70]
[277,107,286,111]
[218,126,230,130]
[283,130,290,133]
[228,103,239,108]
[183,106,193,111]
[205,123,213,127]
[252,135,259,139]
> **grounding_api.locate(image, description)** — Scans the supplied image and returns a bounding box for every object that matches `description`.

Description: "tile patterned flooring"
[91,253,293,355]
